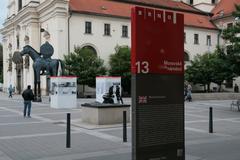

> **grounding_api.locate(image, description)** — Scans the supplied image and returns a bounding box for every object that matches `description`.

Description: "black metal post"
[209,107,213,133]
[123,111,127,142]
[66,113,71,148]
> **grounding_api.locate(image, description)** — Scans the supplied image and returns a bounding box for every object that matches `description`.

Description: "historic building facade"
[0,0,238,94]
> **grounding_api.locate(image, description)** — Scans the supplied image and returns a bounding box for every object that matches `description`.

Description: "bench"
[230,100,240,111]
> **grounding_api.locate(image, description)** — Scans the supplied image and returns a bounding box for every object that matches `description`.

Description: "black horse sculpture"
[20,45,64,101]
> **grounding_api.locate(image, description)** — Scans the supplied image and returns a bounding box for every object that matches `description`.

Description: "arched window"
[82,46,97,55]
[184,52,190,62]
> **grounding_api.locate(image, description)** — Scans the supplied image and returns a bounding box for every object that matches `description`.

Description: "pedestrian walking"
[186,84,192,102]
[115,85,123,104]
[184,83,188,100]
[8,84,13,98]
[22,85,34,118]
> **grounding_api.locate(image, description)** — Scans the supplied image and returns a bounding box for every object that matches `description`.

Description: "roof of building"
[183,12,215,29]
[69,0,217,30]
[69,0,133,18]
[116,0,203,13]
[211,0,240,20]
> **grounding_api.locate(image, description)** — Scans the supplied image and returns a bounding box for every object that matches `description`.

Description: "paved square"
[0,93,240,160]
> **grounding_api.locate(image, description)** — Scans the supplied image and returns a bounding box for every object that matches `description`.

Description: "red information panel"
[131,7,184,75]
[131,6,185,160]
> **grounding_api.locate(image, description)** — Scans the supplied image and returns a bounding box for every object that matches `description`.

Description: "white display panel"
[50,76,77,109]
[96,76,121,103]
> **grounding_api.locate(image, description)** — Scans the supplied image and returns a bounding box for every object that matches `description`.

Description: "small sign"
[50,76,77,109]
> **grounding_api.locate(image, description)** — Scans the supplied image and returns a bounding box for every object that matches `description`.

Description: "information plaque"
[131,7,185,160]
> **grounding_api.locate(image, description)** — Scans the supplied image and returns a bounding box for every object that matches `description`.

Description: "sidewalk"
[0,92,240,160]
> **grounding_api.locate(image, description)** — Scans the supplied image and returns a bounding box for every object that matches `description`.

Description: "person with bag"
[22,85,34,118]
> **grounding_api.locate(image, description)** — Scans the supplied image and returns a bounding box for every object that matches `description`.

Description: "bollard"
[123,111,127,142]
[66,113,71,148]
[209,107,213,133]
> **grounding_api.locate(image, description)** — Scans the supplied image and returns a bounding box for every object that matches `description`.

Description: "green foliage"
[0,43,2,83]
[109,45,131,94]
[185,53,212,88]
[186,4,240,91]
[0,72,3,83]
[63,47,107,87]
[221,4,240,75]
[185,50,234,92]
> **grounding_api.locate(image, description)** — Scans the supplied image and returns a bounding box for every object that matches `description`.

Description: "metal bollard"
[123,111,127,142]
[209,107,213,133]
[66,113,71,148]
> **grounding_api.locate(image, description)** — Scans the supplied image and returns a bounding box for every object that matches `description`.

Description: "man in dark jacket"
[22,85,34,118]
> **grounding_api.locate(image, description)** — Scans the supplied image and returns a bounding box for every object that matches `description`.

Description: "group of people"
[103,85,123,104]
[184,83,192,102]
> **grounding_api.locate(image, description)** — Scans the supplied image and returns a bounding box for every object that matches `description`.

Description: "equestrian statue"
[18,42,64,102]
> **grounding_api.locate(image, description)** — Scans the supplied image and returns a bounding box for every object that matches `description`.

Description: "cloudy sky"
[0,0,7,27]
[0,0,7,28]
[0,0,7,41]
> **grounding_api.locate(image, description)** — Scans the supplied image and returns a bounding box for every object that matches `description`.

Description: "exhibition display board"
[96,76,121,103]
[50,76,77,109]
[131,7,185,160]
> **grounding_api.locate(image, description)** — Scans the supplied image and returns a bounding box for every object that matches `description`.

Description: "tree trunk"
[207,84,210,92]
[218,83,222,92]
[83,85,85,96]
[204,85,206,92]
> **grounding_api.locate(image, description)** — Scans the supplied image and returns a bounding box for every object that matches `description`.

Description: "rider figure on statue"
[39,41,54,75]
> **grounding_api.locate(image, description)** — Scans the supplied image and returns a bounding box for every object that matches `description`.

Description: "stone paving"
[0,92,240,160]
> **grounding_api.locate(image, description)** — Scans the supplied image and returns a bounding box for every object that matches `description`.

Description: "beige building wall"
[69,14,131,65]
[1,0,222,94]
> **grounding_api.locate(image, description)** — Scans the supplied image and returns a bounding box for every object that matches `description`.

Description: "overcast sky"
[0,0,7,27]
[0,0,7,41]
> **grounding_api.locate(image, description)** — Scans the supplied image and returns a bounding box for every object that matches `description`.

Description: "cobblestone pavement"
[0,92,240,160]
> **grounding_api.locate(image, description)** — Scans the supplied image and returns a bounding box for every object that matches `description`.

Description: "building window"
[85,21,92,34]
[212,0,216,4]
[184,32,186,43]
[82,46,97,55]
[189,0,194,5]
[206,35,211,46]
[227,23,233,28]
[225,79,233,88]
[226,45,233,54]
[122,25,128,37]
[194,34,199,44]
[16,35,20,49]
[104,24,111,36]
[18,0,22,11]
[184,52,190,62]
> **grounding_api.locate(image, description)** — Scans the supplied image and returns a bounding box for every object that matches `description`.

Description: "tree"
[185,50,234,92]
[209,48,235,91]
[63,47,106,91]
[185,53,212,92]
[221,4,240,76]
[109,45,131,95]
[0,43,3,83]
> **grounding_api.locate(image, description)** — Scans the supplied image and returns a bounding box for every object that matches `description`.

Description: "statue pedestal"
[81,103,130,125]
[33,96,42,102]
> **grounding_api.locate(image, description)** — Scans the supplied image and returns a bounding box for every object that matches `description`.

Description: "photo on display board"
[51,82,77,95]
